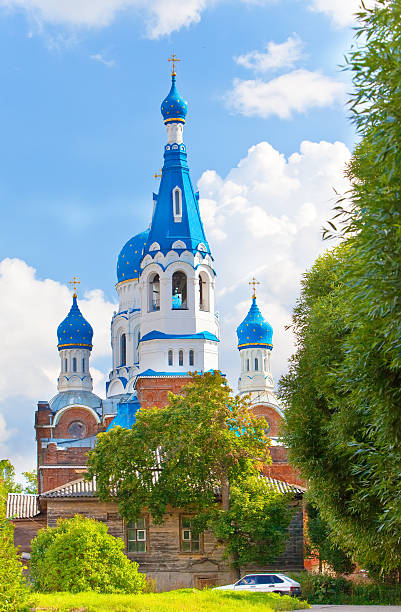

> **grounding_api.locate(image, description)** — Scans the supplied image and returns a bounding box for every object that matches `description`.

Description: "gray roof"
[40,474,304,499]
[7,493,40,519]
[49,390,102,413]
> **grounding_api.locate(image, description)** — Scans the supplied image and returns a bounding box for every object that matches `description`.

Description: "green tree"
[0,479,29,611]
[88,372,294,575]
[30,514,146,594]
[281,0,401,575]
[306,502,355,576]
[21,469,38,494]
[0,460,23,494]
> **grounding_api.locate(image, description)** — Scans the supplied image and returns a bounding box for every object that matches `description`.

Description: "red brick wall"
[250,404,283,437]
[136,376,191,409]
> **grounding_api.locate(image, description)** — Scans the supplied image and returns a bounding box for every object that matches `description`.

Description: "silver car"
[213,573,302,596]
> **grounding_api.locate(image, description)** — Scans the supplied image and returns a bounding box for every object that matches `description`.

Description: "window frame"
[120,333,127,366]
[179,350,184,366]
[168,349,173,366]
[180,515,202,553]
[189,349,194,367]
[126,516,147,554]
[72,357,77,372]
[172,186,182,222]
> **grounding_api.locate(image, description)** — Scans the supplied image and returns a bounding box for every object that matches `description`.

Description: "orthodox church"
[9,65,305,590]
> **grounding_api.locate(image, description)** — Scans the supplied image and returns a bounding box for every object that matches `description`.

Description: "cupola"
[236,296,273,350]
[117,229,149,285]
[57,295,93,351]
[161,73,188,125]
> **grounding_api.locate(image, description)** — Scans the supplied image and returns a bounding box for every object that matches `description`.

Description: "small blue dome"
[161,74,188,125]
[57,296,93,351]
[236,297,273,350]
[117,229,149,284]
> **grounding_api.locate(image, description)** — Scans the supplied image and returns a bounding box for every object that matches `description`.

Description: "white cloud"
[90,53,115,67]
[235,35,303,72]
[0,0,214,38]
[308,0,377,28]
[225,69,347,119]
[0,258,115,402]
[198,139,351,380]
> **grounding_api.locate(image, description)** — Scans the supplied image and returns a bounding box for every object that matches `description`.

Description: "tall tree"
[88,372,294,575]
[281,0,401,575]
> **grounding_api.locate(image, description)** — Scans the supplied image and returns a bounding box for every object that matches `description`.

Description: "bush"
[30,514,146,594]
[0,483,29,612]
[290,572,401,605]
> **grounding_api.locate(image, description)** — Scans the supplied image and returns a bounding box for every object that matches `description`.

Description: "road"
[305,606,401,611]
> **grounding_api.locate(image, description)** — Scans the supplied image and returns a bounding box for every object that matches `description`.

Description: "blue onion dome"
[57,296,93,351]
[117,229,149,284]
[236,297,273,350]
[161,74,188,124]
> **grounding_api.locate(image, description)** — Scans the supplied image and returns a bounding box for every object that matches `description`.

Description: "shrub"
[0,482,29,612]
[30,514,146,594]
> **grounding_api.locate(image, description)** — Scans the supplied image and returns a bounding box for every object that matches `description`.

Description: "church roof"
[39,475,305,499]
[117,228,149,284]
[143,74,211,260]
[57,296,93,351]
[49,390,102,413]
[161,73,188,124]
[236,297,273,350]
[7,493,40,519]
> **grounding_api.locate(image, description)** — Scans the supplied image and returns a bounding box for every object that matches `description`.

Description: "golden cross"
[153,170,162,180]
[69,276,80,298]
[168,53,180,76]
[249,276,260,299]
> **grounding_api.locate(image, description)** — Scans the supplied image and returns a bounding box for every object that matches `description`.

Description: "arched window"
[173,187,182,221]
[246,358,250,372]
[172,271,187,309]
[189,349,194,366]
[82,358,85,372]
[120,333,127,366]
[179,350,184,366]
[168,350,173,366]
[149,273,160,311]
[64,358,67,372]
[72,357,77,372]
[254,358,259,371]
[199,273,209,311]
[264,357,268,371]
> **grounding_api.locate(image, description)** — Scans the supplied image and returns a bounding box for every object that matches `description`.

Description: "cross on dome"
[249,276,260,299]
[69,276,80,298]
[168,53,180,76]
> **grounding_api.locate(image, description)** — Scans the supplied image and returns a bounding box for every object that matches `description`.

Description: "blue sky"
[0,0,362,474]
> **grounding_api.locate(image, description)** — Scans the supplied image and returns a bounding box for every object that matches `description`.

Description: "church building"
[8,64,305,590]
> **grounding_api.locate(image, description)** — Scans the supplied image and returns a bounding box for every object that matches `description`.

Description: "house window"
[64,358,68,371]
[127,518,146,553]
[181,516,201,552]
[149,273,160,311]
[173,187,182,221]
[68,421,86,439]
[120,333,127,366]
[246,358,250,372]
[72,357,77,372]
[255,358,259,371]
[168,350,173,366]
[189,350,194,366]
[179,350,184,366]
[172,271,187,309]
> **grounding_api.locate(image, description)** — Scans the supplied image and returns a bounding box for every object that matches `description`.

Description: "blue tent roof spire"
[143,72,210,259]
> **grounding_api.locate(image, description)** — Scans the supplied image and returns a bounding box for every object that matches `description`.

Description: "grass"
[29,589,310,611]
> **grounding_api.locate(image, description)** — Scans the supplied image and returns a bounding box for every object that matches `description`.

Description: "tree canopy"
[281,0,401,575]
[88,372,295,573]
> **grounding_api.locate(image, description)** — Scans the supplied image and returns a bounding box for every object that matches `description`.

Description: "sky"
[0,0,364,475]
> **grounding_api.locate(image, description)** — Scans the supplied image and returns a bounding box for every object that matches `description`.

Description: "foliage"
[305,502,355,575]
[0,460,38,495]
[0,480,29,611]
[199,475,296,569]
[30,514,146,594]
[281,0,401,574]
[21,469,38,494]
[290,572,401,606]
[29,589,310,612]
[88,372,294,572]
